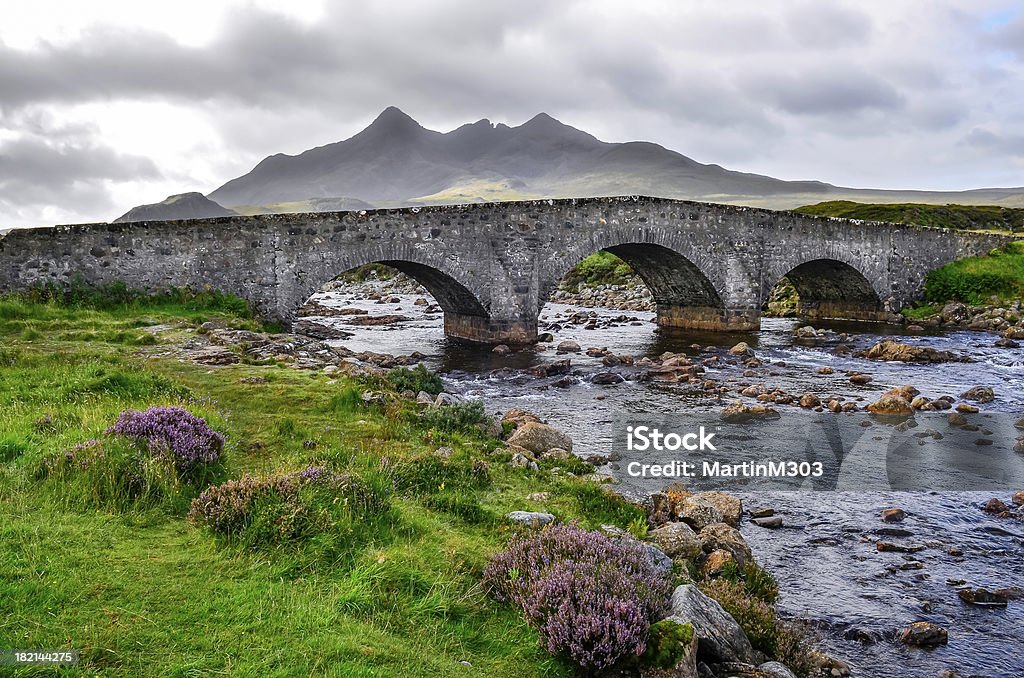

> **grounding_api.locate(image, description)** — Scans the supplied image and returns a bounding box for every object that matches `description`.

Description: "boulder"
[720,402,781,423]
[509,451,539,470]
[505,511,554,528]
[696,491,743,528]
[959,386,995,403]
[758,662,798,678]
[591,371,626,385]
[666,584,756,664]
[698,523,753,568]
[1012,490,1024,506]
[799,393,821,409]
[898,622,947,647]
[958,587,1008,608]
[678,496,725,531]
[729,342,755,358]
[502,408,541,430]
[982,498,1009,514]
[506,422,573,454]
[541,447,574,462]
[648,522,702,560]
[857,340,961,363]
[555,340,581,354]
[867,394,913,416]
[881,508,906,523]
[644,491,672,527]
[751,516,784,529]
[701,549,735,576]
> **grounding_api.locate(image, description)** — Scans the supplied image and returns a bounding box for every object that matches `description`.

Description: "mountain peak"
[521,112,560,127]
[368,106,421,131]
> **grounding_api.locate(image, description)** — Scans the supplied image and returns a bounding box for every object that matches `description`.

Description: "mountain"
[206,107,845,210]
[114,193,237,223]
[121,108,1024,218]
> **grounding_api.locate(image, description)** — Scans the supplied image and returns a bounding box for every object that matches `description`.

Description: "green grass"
[798,202,1024,309]
[0,295,658,677]
[561,251,637,288]
[795,200,1024,233]
[921,241,1024,304]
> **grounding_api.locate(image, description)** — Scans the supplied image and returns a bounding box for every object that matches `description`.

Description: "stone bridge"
[0,197,1012,343]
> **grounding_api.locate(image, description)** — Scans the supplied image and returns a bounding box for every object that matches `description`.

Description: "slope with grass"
[794,200,1024,233]
[0,292,650,677]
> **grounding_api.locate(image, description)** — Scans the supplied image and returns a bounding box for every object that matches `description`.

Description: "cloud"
[0,112,160,224]
[0,0,1022,226]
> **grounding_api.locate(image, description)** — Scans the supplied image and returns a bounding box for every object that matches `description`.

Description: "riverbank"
[0,292,836,677]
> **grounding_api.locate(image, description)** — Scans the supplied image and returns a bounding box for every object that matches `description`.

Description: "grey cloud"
[993,14,1024,58]
[749,69,904,115]
[964,127,1024,156]
[0,116,160,225]
[785,3,873,49]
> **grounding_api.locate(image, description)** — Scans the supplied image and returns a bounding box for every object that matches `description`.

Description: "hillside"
[116,109,1024,218]
[795,201,1024,233]
[114,192,237,223]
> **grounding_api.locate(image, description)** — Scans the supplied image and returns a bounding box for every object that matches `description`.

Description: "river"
[310,283,1024,678]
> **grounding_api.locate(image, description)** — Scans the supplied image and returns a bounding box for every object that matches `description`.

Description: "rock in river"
[857,340,963,363]
[898,621,948,647]
[506,422,573,454]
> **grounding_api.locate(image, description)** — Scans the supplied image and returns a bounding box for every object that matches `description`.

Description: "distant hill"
[114,193,237,223]
[118,108,1024,218]
[795,201,1024,233]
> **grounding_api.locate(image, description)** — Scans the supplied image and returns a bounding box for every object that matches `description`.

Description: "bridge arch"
[763,253,887,323]
[541,231,759,331]
[286,242,503,342]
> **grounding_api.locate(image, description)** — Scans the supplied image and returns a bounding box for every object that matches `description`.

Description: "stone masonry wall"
[0,196,1013,343]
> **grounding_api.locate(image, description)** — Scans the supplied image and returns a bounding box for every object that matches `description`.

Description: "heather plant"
[483,523,672,672]
[108,406,224,474]
[36,406,226,513]
[188,466,389,551]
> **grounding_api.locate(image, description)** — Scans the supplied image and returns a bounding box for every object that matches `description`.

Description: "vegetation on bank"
[0,286,809,676]
[794,200,1024,233]
[560,251,637,288]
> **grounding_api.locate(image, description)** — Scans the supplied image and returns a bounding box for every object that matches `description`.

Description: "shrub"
[421,491,495,525]
[562,251,637,288]
[188,466,387,548]
[641,619,694,669]
[387,364,443,396]
[388,455,491,496]
[716,560,779,605]
[39,437,206,513]
[483,523,671,672]
[419,400,489,433]
[700,578,779,658]
[107,406,224,473]
[37,408,226,513]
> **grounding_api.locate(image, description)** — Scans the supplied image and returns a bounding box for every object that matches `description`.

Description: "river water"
[310,285,1024,678]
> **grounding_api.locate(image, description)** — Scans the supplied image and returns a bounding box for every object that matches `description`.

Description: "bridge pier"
[794,300,889,323]
[443,312,537,345]
[656,305,761,332]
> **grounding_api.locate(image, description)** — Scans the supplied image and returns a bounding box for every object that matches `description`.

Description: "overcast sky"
[1,0,1023,228]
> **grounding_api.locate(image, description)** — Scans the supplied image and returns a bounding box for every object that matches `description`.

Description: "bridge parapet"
[0,197,1013,343]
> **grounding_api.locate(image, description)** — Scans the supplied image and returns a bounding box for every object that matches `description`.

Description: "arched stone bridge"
[0,197,1012,343]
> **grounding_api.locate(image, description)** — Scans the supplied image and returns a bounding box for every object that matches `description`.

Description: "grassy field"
[794,200,1024,233]
[0,294,657,677]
